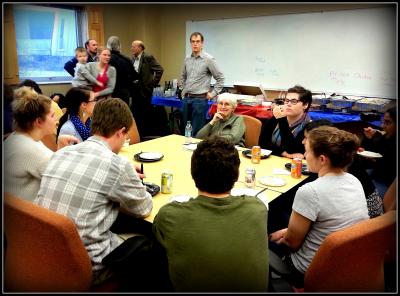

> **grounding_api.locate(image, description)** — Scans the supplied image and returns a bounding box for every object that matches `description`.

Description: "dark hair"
[304,119,334,132]
[286,85,312,112]
[386,106,396,123]
[91,98,133,137]
[84,39,95,50]
[56,88,90,137]
[12,87,52,132]
[190,32,204,42]
[18,79,42,94]
[191,136,240,194]
[307,126,360,169]
[50,93,67,109]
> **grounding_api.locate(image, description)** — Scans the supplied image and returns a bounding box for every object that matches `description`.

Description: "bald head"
[131,40,145,57]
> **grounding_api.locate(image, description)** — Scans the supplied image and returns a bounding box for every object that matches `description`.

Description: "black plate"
[285,162,311,175]
[134,153,164,163]
[242,149,271,159]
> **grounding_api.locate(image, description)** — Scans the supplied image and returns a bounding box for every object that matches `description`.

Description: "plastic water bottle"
[184,121,192,144]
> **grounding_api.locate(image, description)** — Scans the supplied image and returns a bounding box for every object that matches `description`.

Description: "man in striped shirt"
[35,98,153,285]
[179,32,225,136]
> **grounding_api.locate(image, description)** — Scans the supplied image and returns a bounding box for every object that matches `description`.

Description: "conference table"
[119,134,309,223]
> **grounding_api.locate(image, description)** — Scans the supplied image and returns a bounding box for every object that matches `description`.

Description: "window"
[13,4,88,83]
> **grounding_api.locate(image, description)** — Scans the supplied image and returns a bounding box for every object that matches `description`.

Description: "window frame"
[13,4,88,84]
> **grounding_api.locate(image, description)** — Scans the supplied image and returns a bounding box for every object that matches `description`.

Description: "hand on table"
[57,135,80,148]
[134,163,146,180]
[281,151,304,160]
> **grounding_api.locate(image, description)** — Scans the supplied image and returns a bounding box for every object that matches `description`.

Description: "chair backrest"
[127,117,141,144]
[241,114,262,148]
[4,192,93,292]
[41,133,58,152]
[304,210,396,292]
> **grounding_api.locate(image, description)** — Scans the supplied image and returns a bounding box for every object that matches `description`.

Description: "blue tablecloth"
[152,96,382,125]
[309,110,381,126]
[152,96,183,108]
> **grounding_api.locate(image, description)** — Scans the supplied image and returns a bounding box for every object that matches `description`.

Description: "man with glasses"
[259,85,312,159]
[179,32,225,136]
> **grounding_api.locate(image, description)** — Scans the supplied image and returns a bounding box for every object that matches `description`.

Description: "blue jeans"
[181,96,209,137]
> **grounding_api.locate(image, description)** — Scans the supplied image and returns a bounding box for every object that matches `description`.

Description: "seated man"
[152,135,269,292]
[35,98,153,286]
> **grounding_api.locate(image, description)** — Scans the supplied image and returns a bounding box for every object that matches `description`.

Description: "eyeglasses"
[382,119,393,125]
[284,98,300,105]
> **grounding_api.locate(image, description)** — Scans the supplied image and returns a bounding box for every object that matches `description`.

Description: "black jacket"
[109,50,138,101]
[259,116,306,156]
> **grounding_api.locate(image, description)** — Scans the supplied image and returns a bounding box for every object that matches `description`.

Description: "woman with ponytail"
[57,87,97,142]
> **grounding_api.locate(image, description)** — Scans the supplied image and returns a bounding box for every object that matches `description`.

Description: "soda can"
[161,171,173,193]
[291,158,302,178]
[251,146,261,164]
[245,167,256,188]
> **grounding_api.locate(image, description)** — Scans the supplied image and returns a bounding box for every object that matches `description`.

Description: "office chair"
[241,114,262,148]
[127,116,162,144]
[269,210,396,292]
[41,134,58,151]
[4,192,120,292]
[127,117,141,144]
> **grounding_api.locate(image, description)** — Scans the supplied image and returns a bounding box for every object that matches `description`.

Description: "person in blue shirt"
[64,39,98,77]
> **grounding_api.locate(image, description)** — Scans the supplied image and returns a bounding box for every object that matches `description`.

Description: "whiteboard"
[186,7,396,98]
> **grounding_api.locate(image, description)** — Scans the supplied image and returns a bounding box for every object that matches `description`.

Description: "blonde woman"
[4,87,79,201]
[82,46,116,99]
[196,95,245,146]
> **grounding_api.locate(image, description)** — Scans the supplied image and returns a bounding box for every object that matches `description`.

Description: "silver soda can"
[245,167,256,188]
[161,171,173,194]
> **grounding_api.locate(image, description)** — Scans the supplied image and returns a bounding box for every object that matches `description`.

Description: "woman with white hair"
[196,94,245,146]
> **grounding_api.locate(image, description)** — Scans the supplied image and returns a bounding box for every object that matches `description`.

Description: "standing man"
[180,32,225,137]
[35,98,153,286]
[64,39,99,77]
[107,36,137,105]
[130,40,164,137]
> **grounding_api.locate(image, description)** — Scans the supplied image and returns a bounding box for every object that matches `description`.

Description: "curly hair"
[191,135,240,193]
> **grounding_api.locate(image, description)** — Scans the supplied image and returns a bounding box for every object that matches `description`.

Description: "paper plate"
[182,143,198,151]
[134,152,164,162]
[357,151,383,158]
[259,176,286,187]
[242,149,272,159]
[169,195,193,203]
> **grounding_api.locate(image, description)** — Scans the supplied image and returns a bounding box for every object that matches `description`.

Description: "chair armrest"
[269,249,292,276]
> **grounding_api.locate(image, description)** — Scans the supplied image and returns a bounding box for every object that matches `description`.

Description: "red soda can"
[291,158,302,178]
